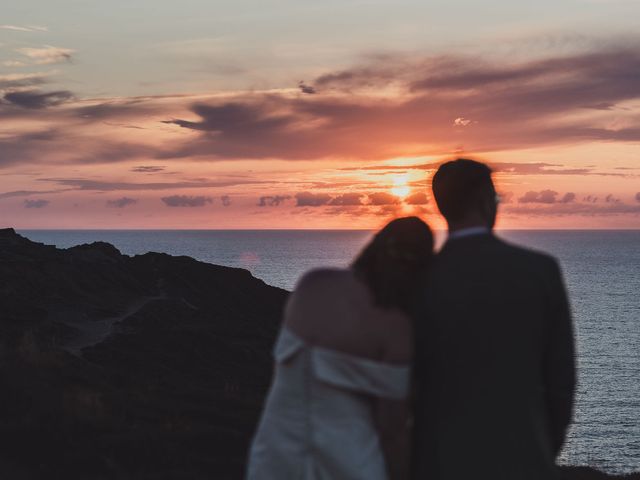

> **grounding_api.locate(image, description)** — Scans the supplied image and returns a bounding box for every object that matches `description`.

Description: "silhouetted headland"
[0,227,637,479]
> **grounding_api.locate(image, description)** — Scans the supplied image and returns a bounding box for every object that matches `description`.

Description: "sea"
[17,229,640,474]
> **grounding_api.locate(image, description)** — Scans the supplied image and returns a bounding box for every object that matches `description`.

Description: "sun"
[390,176,411,198]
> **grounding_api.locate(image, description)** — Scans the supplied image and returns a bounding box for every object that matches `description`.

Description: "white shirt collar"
[447,226,490,241]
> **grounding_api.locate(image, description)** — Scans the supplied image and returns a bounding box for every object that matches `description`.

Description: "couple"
[247,159,576,480]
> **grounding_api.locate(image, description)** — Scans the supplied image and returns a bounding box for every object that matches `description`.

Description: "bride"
[246,217,434,480]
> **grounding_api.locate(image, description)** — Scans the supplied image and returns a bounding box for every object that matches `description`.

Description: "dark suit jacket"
[412,233,576,480]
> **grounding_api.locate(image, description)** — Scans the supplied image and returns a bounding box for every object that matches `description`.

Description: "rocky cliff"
[0,228,286,479]
[0,228,637,479]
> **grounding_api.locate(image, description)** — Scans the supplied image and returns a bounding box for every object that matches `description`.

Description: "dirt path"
[60,296,161,355]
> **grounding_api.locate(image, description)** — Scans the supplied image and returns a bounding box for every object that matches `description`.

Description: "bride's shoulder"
[294,268,353,292]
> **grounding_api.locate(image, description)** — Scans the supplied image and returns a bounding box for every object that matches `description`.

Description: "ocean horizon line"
[13,227,640,233]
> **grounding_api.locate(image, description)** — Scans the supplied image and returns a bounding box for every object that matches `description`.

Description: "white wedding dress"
[246,327,410,480]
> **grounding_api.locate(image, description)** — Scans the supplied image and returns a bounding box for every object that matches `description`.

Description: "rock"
[0,229,287,479]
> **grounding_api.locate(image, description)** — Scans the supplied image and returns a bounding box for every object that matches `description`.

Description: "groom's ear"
[483,189,498,228]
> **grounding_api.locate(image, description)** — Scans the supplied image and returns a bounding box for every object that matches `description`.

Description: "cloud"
[0,130,59,167]
[514,190,579,205]
[161,55,640,161]
[501,190,640,216]
[636,193,640,203]
[17,45,74,64]
[328,193,363,206]
[368,192,401,205]
[258,195,291,206]
[405,192,429,205]
[3,44,640,169]
[0,188,67,199]
[504,202,640,216]
[0,72,50,89]
[106,197,137,208]
[582,102,615,110]
[258,191,425,209]
[0,25,47,32]
[23,199,49,208]
[3,90,74,109]
[489,163,594,176]
[3,60,28,68]
[454,117,472,126]
[298,81,316,94]
[341,161,627,177]
[221,195,231,206]
[161,195,213,207]
[518,190,559,204]
[38,177,261,192]
[130,165,166,173]
[295,191,332,207]
[373,204,405,217]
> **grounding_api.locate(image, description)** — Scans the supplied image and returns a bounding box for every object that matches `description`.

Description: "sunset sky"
[1,0,639,229]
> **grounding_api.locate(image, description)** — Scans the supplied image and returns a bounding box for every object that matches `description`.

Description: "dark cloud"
[0,130,58,167]
[259,191,429,209]
[501,190,640,216]
[518,190,559,204]
[298,81,316,94]
[130,165,166,173]
[490,163,592,176]
[368,192,401,205]
[328,193,363,206]
[163,101,292,134]
[340,161,620,177]
[636,193,640,203]
[106,197,137,208]
[295,192,332,207]
[504,202,640,216]
[17,46,73,65]
[4,45,640,168]
[74,99,162,121]
[23,199,49,208]
[3,90,74,109]
[221,195,231,206]
[38,177,262,192]
[582,102,615,111]
[0,127,155,167]
[156,45,640,160]
[324,206,372,218]
[161,195,213,207]
[373,204,405,217]
[0,72,49,89]
[258,195,291,206]
[405,192,429,205]
[0,188,68,199]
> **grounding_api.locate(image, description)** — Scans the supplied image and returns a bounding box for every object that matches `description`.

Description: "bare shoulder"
[285,268,360,340]
[287,268,352,315]
[294,267,351,291]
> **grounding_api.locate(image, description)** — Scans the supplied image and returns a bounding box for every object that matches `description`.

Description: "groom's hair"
[432,158,495,222]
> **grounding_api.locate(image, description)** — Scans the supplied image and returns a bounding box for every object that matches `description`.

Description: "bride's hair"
[351,216,433,314]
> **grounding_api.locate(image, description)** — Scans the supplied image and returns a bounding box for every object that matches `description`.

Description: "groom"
[412,159,576,479]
